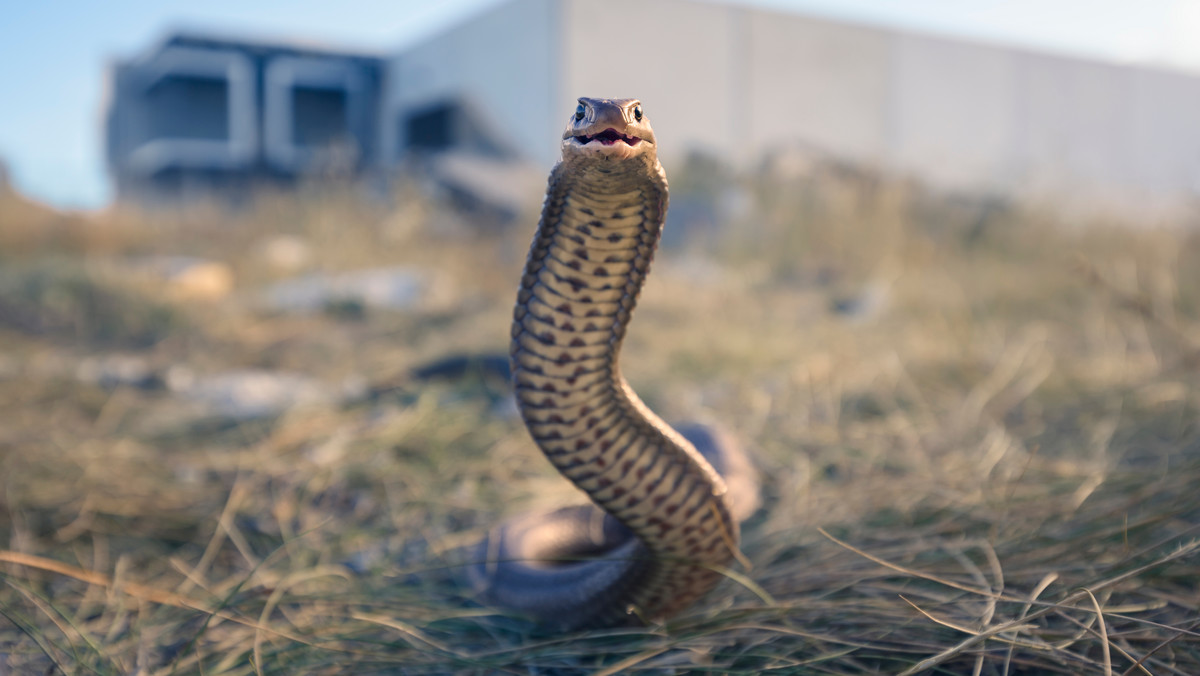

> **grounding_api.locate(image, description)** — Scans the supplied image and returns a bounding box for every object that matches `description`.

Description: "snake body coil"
[471,98,758,629]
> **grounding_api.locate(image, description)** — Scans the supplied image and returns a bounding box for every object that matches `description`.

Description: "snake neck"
[510,157,740,622]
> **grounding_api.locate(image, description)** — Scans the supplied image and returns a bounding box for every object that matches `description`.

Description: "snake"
[469,97,760,629]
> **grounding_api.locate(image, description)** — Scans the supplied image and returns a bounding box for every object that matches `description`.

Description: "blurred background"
[3,0,1200,214]
[2,1,1199,673]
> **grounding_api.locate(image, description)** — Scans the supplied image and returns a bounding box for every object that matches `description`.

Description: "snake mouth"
[574,128,642,146]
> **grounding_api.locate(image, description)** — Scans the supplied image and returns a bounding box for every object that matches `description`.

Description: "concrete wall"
[1128,67,1200,199]
[379,0,1200,217]
[880,34,1200,213]
[562,0,1200,216]
[560,0,740,167]
[744,11,892,165]
[888,33,1022,191]
[384,0,559,166]
[1011,53,1200,210]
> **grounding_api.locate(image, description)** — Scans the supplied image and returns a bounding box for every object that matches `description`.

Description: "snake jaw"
[567,126,649,161]
[573,128,642,147]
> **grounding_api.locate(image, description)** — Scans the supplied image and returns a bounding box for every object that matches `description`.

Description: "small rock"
[133,256,234,301]
[263,266,428,314]
[259,235,312,273]
[830,280,891,320]
[76,354,162,390]
[171,369,352,420]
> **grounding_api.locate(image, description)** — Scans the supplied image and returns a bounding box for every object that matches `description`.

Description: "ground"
[0,167,1197,674]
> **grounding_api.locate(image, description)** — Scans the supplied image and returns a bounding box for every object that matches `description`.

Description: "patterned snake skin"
[470,98,758,629]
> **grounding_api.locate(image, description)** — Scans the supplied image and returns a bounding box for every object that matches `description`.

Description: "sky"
[2,0,1200,210]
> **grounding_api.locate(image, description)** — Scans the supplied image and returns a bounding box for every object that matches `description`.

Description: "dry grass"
[0,166,1197,675]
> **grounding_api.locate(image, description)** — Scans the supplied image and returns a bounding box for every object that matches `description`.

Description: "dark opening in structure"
[292,86,349,148]
[405,103,456,152]
[145,75,229,141]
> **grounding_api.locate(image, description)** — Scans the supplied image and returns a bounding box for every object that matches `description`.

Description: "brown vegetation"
[0,168,1197,674]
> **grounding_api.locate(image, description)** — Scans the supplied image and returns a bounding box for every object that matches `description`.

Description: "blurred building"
[105,32,384,204]
[107,0,1200,217]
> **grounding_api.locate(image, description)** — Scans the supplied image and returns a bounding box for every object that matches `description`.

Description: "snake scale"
[469,97,759,629]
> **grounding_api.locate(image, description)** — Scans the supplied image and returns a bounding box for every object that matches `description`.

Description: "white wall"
[1015,53,1133,199]
[888,34,1021,191]
[745,11,892,165]
[383,0,559,168]
[1129,68,1200,195]
[1009,53,1200,213]
[390,0,1200,219]
[560,0,740,168]
[744,7,1200,216]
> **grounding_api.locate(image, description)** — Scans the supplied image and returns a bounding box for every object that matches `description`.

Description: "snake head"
[562,98,657,163]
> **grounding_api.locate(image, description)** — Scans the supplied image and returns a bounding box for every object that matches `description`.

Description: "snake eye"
[633,105,643,121]
[574,103,585,121]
